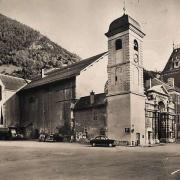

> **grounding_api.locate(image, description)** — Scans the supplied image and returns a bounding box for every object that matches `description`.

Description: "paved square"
[0,141,180,180]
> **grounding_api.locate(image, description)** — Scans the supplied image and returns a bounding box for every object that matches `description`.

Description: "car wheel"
[109,143,113,147]
[92,143,96,147]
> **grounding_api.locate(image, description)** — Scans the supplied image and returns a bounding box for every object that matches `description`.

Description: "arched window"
[158,101,165,112]
[134,39,138,51]
[115,39,122,50]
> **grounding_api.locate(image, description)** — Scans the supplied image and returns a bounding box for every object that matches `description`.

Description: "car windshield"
[101,137,106,140]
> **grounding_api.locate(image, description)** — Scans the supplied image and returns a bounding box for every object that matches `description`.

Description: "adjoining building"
[161,45,180,141]
[0,74,27,129]
[74,92,107,141]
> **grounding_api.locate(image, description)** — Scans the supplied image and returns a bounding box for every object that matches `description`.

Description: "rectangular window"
[178,96,180,104]
[125,128,130,133]
[94,111,97,120]
[0,107,3,125]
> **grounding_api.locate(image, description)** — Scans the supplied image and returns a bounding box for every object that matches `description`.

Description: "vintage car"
[0,128,24,140]
[0,128,11,140]
[39,133,47,142]
[44,134,64,142]
[90,136,116,147]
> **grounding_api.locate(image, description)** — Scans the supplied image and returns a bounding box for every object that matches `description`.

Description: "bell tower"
[105,14,146,146]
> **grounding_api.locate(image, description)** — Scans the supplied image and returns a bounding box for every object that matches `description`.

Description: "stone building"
[74,92,107,140]
[161,46,180,140]
[145,78,177,144]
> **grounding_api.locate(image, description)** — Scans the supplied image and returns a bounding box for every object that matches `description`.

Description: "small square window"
[125,128,130,133]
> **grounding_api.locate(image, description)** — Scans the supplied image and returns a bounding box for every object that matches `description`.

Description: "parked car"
[0,128,11,140]
[39,133,47,142]
[10,129,24,140]
[43,133,64,142]
[45,134,55,142]
[90,136,116,147]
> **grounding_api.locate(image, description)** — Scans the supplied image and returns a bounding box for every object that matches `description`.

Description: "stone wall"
[74,106,106,140]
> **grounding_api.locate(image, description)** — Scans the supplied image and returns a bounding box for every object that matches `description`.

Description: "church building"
[0,12,179,146]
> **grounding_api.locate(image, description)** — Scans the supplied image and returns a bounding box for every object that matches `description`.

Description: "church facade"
[74,14,178,146]
[0,13,179,146]
[161,45,180,141]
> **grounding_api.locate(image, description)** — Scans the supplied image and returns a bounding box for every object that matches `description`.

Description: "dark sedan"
[90,136,116,147]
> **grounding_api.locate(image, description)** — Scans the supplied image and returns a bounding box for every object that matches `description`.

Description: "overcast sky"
[0,0,179,71]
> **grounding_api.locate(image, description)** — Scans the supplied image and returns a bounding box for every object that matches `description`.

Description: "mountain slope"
[0,14,80,79]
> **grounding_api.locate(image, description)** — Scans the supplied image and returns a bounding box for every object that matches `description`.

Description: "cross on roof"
[123,0,126,14]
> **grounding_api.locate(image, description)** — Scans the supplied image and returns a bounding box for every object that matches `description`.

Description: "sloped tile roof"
[23,52,107,90]
[162,48,180,73]
[0,74,27,90]
[74,93,106,110]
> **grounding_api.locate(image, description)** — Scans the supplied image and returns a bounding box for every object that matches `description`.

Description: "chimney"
[149,78,152,88]
[41,69,45,78]
[167,78,175,87]
[90,91,95,104]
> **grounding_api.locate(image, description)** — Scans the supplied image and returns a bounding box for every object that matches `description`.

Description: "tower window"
[115,39,122,50]
[134,39,138,51]
[115,76,118,82]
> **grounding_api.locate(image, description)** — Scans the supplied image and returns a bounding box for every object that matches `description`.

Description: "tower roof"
[105,14,144,37]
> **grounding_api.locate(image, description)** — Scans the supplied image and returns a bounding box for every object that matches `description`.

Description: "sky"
[0,0,180,71]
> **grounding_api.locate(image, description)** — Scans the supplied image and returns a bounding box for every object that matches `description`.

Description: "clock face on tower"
[134,54,139,64]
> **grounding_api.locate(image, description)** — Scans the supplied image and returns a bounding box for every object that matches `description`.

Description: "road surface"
[0,141,180,180]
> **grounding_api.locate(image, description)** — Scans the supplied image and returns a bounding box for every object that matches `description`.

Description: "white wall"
[76,54,108,98]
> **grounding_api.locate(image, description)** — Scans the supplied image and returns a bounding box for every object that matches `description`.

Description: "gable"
[162,48,180,73]
[23,52,107,90]
[148,85,169,96]
[76,53,108,98]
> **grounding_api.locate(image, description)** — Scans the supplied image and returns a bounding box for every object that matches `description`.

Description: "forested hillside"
[0,14,80,79]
